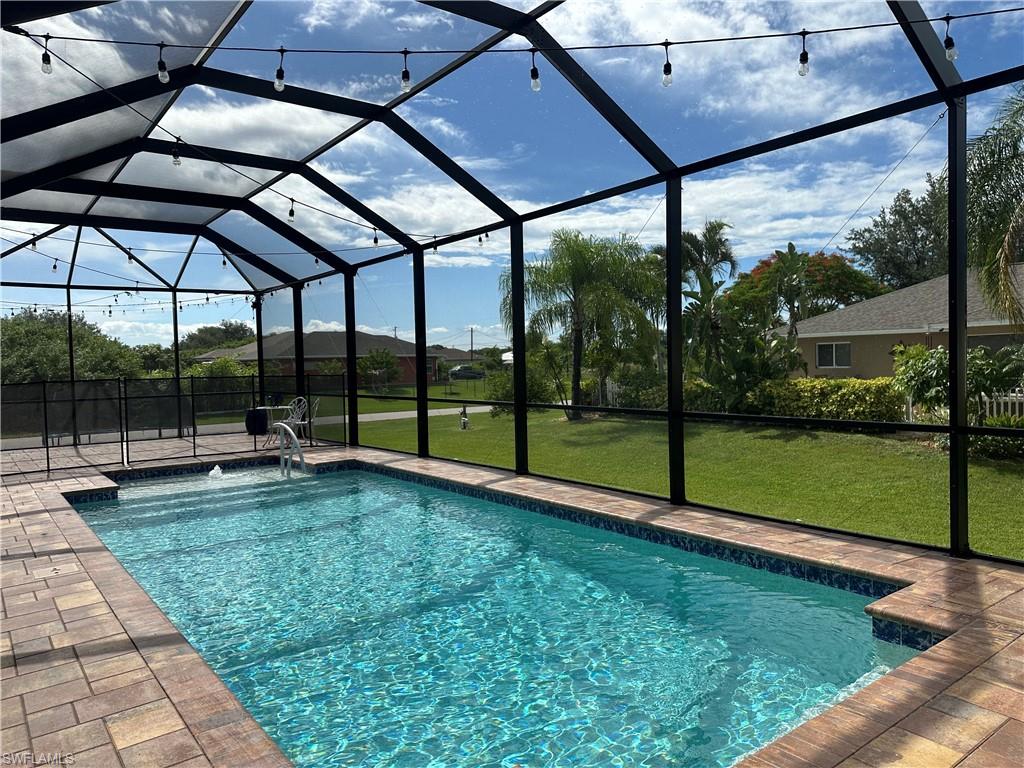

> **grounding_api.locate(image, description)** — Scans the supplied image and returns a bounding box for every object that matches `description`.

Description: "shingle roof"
[194,330,431,362]
[788,265,1024,337]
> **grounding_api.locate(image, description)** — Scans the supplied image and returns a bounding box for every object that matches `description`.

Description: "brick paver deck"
[2,440,1021,767]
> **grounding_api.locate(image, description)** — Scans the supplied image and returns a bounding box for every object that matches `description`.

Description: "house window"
[816,342,851,369]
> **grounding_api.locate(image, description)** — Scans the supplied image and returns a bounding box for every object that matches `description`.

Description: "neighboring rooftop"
[788,264,1024,337]
[195,330,430,362]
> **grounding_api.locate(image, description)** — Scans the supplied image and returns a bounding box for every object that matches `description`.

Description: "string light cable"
[819,107,948,253]
[6,6,1019,58]
[2,6,1015,265]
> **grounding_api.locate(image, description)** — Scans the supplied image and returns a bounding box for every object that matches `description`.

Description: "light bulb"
[221,256,227,268]
[157,55,169,84]
[51,259,58,272]
[274,66,285,92]
[662,61,672,87]
[172,150,181,166]
[530,66,541,92]
[798,51,809,77]
[944,36,958,61]
[373,230,379,247]
[288,200,295,222]
[400,48,412,93]
[478,235,483,246]
[41,51,52,75]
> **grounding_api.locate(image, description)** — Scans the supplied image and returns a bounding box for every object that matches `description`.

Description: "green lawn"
[317,412,1023,560]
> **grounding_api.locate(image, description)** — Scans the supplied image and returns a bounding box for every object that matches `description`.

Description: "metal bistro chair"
[293,397,319,444]
[265,397,306,448]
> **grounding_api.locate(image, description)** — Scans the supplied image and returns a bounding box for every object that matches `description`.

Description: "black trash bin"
[245,408,268,436]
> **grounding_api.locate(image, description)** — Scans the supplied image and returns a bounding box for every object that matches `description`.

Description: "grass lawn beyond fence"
[317,411,1023,560]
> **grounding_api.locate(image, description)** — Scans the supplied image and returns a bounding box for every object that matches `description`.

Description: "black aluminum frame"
[1,0,1021,562]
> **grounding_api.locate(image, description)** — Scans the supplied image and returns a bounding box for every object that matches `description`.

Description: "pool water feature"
[77,468,917,767]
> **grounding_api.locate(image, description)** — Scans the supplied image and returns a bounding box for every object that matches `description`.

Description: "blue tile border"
[65,454,947,651]
[312,459,945,650]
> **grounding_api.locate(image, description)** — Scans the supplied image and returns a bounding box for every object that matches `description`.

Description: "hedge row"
[744,377,905,422]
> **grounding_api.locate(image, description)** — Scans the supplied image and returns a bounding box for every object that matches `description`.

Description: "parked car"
[449,365,485,380]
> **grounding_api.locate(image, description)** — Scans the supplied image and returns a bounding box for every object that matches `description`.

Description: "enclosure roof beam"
[1,138,146,199]
[4,137,419,252]
[0,206,298,285]
[0,66,200,143]
[193,67,517,220]
[94,228,173,288]
[888,1,962,95]
[1,225,66,257]
[198,228,297,286]
[1,2,113,27]
[41,177,350,273]
[173,235,199,288]
[424,0,675,174]
[141,139,420,251]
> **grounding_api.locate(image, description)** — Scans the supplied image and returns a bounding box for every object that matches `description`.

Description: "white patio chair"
[269,397,306,448]
[293,397,319,443]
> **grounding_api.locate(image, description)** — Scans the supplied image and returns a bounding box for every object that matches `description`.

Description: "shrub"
[616,367,667,409]
[745,377,904,422]
[970,414,1024,460]
[683,378,724,412]
[486,368,557,415]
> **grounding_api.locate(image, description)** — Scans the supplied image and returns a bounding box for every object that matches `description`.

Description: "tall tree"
[179,320,254,353]
[725,249,887,329]
[0,310,142,384]
[651,219,738,285]
[499,230,658,418]
[847,180,947,289]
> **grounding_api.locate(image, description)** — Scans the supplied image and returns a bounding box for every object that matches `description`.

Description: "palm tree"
[771,243,808,336]
[965,84,1024,327]
[499,230,606,419]
[500,230,660,418]
[651,219,738,286]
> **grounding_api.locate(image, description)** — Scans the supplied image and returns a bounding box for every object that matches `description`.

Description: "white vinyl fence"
[982,388,1024,419]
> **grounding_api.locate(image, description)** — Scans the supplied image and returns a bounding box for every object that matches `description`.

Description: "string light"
[529,48,541,92]
[661,41,672,87]
[40,33,52,74]
[943,15,959,61]
[156,42,169,83]
[221,254,227,268]
[51,258,58,272]
[314,254,320,265]
[477,235,483,246]
[373,228,379,248]
[798,29,809,76]
[30,235,37,250]
[274,47,286,92]
[288,198,295,223]
[400,48,412,93]
[171,137,182,166]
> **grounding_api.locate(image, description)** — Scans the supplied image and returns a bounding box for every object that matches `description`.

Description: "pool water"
[78,468,916,767]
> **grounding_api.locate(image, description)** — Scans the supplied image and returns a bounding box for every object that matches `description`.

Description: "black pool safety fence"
[0,374,348,474]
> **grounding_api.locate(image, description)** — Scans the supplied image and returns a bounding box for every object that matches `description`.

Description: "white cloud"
[304,319,345,332]
[300,0,392,33]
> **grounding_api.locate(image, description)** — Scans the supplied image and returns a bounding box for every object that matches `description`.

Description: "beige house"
[784,265,1023,379]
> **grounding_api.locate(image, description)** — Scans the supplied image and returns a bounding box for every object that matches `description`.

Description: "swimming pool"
[78,467,917,767]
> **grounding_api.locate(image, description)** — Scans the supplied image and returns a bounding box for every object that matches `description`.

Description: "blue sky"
[1,0,1022,350]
